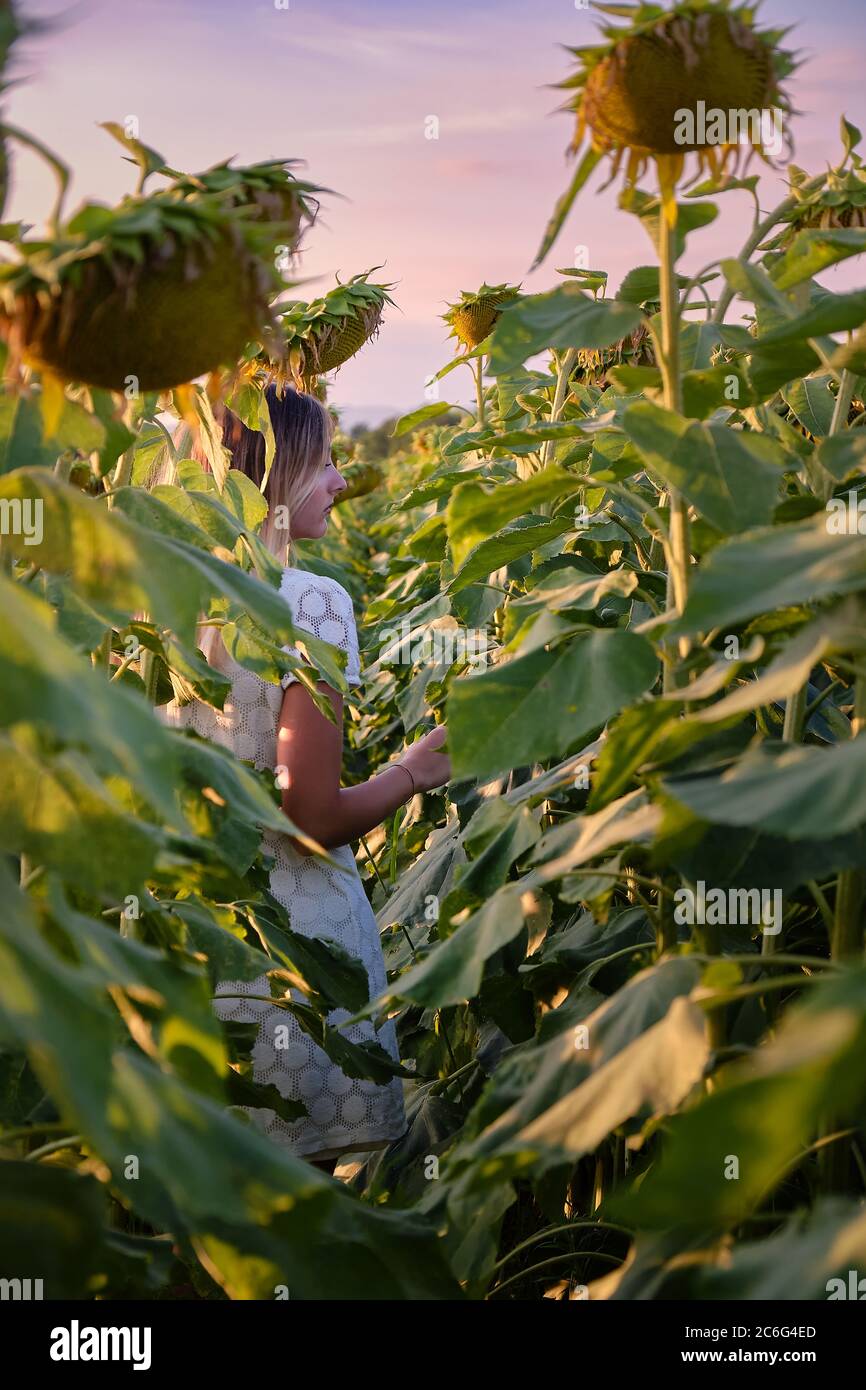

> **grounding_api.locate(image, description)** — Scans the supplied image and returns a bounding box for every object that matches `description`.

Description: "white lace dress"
[160,566,407,1162]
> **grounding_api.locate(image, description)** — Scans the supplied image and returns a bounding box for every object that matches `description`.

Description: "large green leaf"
[449,958,703,1181]
[770,227,866,290]
[392,402,463,436]
[755,288,866,349]
[782,373,836,436]
[0,575,182,823]
[527,791,661,882]
[488,284,643,375]
[817,429,866,480]
[0,470,297,648]
[0,867,460,1298]
[381,881,530,1008]
[514,992,708,1166]
[448,629,658,780]
[446,468,581,572]
[663,736,866,840]
[659,1200,866,1300]
[454,798,542,901]
[0,393,105,475]
[686,606,865,727]
[447,515,573,594]
[597,1198,866,1300]
[376,822,466,938]
[623,402,785,532]
[504,568,639,643]
[443,422,587,458]
[45,880,226,1097]
[0,735,165,895]
[668,513,866,637]
[609,966,866,1232]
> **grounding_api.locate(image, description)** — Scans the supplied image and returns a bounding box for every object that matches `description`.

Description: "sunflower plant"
[260,267,396,393]
[0,189,287,395]
[533,2,798,690]
[441,282,522,426]
[536,0,797,265]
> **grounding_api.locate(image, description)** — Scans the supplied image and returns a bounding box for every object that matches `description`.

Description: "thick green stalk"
[91,629,112,674]
[541,347,579,471]
[827,369,855,450]
[475,356,486,429]
[781,684,808,744]
[141,650,160,703]
[658,214,691,693]
[781,368,854,758]
[107,397,139,506]
[139,611,160,704]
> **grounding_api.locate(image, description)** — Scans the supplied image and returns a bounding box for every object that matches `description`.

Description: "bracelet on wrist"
[390,762,417,798]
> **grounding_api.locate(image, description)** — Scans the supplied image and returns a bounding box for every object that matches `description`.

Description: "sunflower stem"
[475,356,486,429]
[107,396,138,505]
[658,211,691,692]
[782,366,854,740]
[828,369,856,454]
[541,347,579,470]
[138,612,161,704]
[782,683,808,744]
[92,629,112,676]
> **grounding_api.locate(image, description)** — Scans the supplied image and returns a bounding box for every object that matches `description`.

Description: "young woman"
[159,385,451,1175]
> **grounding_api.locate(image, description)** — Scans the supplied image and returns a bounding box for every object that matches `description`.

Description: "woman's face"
[289,455,347,539]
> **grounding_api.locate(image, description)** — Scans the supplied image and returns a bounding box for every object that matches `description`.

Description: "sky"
[6,0,866,425]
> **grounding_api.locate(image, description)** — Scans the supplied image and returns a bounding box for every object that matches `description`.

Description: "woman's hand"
[399,722,451,793]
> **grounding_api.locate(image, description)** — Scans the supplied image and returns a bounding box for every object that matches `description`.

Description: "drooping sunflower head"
[163,157,329,256]
[442,282,522,350]
[536,1,797,260]
[337,460,384,502]
[767,151,866,250]
[261,268,397,394]
[0,189,283,392]
[573,321,658,387]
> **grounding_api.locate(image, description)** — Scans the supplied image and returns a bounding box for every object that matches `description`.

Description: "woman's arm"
[277,679,450,853]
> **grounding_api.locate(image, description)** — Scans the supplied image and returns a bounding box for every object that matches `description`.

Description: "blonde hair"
[152,385,334,676]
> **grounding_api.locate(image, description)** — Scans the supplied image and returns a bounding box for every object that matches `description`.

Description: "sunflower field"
[4,0,866,1311]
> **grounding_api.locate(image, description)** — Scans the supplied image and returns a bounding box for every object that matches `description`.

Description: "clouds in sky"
[6,0,866,418]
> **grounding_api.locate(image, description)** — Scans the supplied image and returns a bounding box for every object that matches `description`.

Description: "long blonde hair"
[156,384,334,676]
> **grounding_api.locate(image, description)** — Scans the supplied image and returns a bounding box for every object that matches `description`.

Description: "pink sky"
[6,0,866,422]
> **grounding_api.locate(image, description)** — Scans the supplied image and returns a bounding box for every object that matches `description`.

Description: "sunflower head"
[338,460,383,501]
[537,0,797,258]
[0,190,282,392]
[442,282,522,350]
[767,154,866,250]
[262,268,397,393]
[573,321,657,387]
